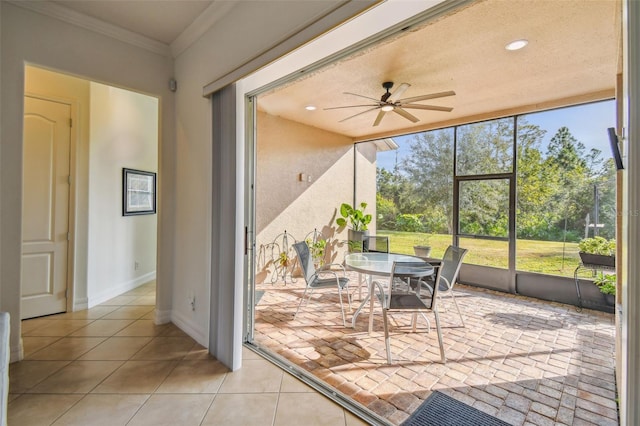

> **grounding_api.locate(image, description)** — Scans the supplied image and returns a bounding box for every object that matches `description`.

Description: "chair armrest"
[439,275,452,291]
[372,280,387,308]
[419,280,434,296]
[316,270,340,280]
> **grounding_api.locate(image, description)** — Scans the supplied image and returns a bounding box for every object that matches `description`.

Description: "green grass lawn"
[377,230,581,278]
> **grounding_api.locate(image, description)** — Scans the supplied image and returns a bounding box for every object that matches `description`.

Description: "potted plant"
[278,251,290,268]
[336,202,372,252]
[413,235,432,258]
[578,236,616,267]
[594,272,616,305]
[306,238,327,267]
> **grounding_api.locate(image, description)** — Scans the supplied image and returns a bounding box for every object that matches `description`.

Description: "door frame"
[23,92,78,315]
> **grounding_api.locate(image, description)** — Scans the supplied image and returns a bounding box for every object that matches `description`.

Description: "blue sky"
[377,100,616,171]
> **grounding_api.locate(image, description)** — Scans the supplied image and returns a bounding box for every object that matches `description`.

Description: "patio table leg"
[368,276,375,333]
[351,274,376,332]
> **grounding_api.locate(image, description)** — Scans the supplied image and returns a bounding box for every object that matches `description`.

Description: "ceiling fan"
[324,81,455,127]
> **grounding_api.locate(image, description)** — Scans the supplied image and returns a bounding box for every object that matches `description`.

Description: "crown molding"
[170,1,237,58]
[8,0,171,57]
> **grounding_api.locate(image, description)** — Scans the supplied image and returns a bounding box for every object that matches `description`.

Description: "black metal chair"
[374,260,444,364]
[376,246,467,364]
[364,235,389,253]
[421,245,468,326]
[292,241,351,327]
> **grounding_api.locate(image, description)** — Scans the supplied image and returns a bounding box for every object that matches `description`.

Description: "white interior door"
[21,96,71,319]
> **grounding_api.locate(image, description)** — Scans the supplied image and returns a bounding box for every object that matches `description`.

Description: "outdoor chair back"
[364,236,390,253]
[375,260,444,364]
[292,241,351,327]
[430,245,468,326]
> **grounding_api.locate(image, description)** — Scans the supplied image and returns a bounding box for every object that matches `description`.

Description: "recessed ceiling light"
[505,39,528,51]
[305,105,317,111]
[381,105,394,112]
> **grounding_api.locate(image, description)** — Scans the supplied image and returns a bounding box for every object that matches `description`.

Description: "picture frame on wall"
[123,168,156,216]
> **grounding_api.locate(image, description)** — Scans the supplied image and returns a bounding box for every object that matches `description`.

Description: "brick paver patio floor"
[254,272,618,425]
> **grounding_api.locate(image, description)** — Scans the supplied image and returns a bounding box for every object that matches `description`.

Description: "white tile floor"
[9,281,367,426]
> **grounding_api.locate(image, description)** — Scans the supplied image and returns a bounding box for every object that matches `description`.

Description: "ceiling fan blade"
[393,107,420,123]
[387,83,410,103]
[343,92,381,102]
[398,90,456,104]
[339,106,381,123]
[401,103,454,112]
[324,104,379,110]
[373,110,387,126]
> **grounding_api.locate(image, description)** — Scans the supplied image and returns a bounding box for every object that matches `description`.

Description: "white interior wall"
[87,82,158,306]
[0,2,175,361]
[171,1,374,353]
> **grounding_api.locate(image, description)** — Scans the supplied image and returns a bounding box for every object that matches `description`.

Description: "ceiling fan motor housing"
[381,81,394,101]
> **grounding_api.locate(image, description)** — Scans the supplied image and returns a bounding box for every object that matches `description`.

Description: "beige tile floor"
[9,281,366,426]
[255,273,619,425]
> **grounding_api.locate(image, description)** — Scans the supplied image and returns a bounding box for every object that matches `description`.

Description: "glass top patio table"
[345,252,434,332]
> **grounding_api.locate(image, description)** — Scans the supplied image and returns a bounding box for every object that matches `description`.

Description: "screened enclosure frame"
[451,116,518,292]
[364,102,616,298]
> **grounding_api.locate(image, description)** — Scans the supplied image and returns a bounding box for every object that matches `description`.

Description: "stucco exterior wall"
[355,141,378,233]
[255,110,378,281]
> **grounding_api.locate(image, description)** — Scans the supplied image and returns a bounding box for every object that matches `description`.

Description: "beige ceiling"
[257,0,621,142]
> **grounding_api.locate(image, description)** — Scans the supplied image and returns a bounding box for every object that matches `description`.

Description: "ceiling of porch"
[257,0,621,142]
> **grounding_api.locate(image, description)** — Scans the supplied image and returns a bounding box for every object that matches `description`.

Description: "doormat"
[402,391,511,426]
[255,291,265,306]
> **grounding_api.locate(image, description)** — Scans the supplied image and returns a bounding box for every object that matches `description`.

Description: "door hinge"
[68,175,72,185]
[65,289,68,298]
[67,232,71,241]
[69,118,73,128]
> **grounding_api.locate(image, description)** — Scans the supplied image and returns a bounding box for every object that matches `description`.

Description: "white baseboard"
[73,298,88,311]
[171,310,208,348]
[154,309,171,324]
[88,272,156,307]
[10,344,23,363]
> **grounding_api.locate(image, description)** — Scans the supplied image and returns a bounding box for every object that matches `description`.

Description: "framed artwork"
[122,168,156,216]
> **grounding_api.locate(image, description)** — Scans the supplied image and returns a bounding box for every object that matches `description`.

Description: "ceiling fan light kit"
[324,81,455,127]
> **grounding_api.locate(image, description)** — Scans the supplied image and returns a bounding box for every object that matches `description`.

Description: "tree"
[516,121,561,239]
[544,127,598,239]
[376,118,616,243]
[401,129,454,232]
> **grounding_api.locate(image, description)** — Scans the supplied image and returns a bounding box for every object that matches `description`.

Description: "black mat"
[402,391,511,426]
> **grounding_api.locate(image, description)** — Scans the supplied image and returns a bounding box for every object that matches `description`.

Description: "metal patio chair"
[292,241,351,327]
[374,260,444,364]
[423,245,468,326]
